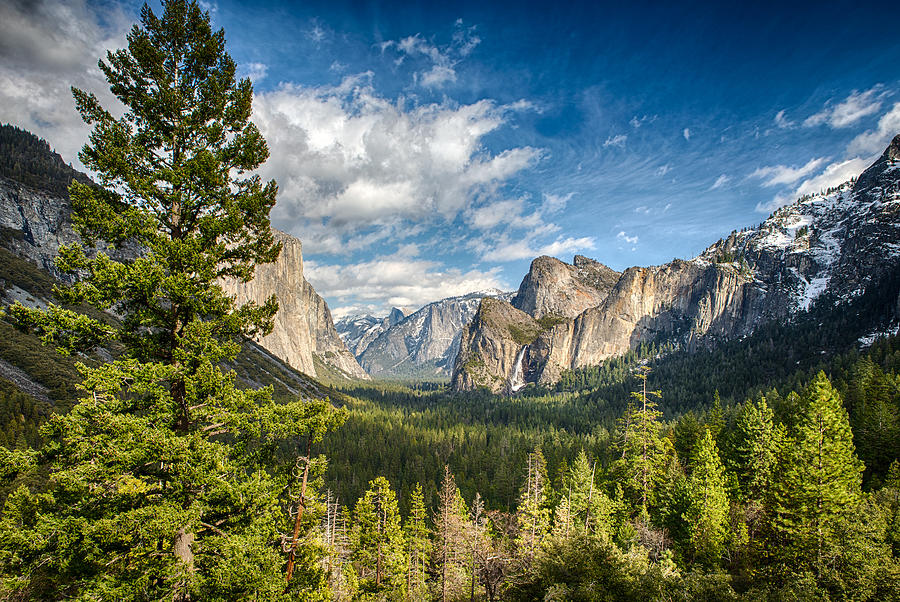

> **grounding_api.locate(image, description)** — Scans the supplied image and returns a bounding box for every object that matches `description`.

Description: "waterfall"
[507,346,528,394]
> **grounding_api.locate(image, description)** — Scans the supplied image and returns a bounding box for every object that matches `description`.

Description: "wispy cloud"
[750,157,827,187]
[381,20,480,89]
[617,231,638,250]
[306,254,505,315]
[603,133,627,148]
[477,234,596,263]
[803,86,884,128]
[755,157,869,213]
[774,109,793,129]
[710,174,730,190]
[241,62,268,83]
[541,192,573,213]
[0,0,131,167]
[305,20,328,45]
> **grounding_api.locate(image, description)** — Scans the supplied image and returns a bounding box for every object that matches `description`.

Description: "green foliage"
[350,476,407,597]
[0,377,47,450]
[537,314,569,330]
[770,373,864,580]
[684,429,729,566]
[728,397,784,503]
[404,482,430,599]
[507,323,540,346]
[515,446,551,561]
[613,367,668,514]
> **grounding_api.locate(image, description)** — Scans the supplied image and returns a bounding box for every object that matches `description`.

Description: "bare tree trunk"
[285,435,313,585]
[173,528,195,601]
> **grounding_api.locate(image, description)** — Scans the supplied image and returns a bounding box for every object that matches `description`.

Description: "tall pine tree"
[684,429,729,566]
[351,476,407,598]
[0,1,342,599]
[770,372,863,579]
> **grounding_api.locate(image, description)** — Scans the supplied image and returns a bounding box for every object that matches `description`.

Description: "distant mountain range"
[336,290,512,379]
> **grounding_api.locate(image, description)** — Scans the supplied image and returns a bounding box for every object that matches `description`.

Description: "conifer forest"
[1,1,899,600]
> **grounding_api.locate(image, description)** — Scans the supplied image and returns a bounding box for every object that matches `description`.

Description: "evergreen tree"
[684,429,729,566]
[707,390,726,442]
[615,366,667,515]
[404,482,430,600]
[730,396,784,504]
[351,476,407,598]
[515,446,551,561]
[565,449,615,539]
[0,1,343,599]
[434,465,471,602]
[770,372,863,579]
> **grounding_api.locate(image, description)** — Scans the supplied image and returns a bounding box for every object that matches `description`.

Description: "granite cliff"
[221,229,369,381]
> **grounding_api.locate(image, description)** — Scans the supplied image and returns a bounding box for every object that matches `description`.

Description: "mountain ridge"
[451,135,900,392]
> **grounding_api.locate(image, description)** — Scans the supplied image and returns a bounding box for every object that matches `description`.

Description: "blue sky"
[2,0,899,317]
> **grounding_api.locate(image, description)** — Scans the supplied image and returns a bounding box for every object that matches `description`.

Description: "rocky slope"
[0,127,366,383]
[452,134,900,392]
[450,297,544,393]
[350,290,511,379]
[511,254,620,319]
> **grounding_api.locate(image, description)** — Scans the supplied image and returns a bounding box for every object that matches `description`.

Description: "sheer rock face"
[452,135,900,391]
[0,174,366,382]
[450,298,543,393]
[536,261,765,384]
[221,230,369,380]
[511,255,620,319]
[0,176,80,279]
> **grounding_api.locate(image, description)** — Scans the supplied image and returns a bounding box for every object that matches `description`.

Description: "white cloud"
[466,198,539,230]
[847,102,900,156]
[419,65,457,87]
[198,1,218,15]
[306,23,327,44]
[629,114,656,129]
[682,128,691,141]
[252,77,541,251]
[803,87,884,129]
[617,231,638,245]
[755,157,870,212]
[305,255,505,315]
[241,62,268,83]
[656,164,671,176]
[603,134,627,148]
[774,110,793,129]
[710,174,730,190]
[0,0,131,168]
[750,157,827,187]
